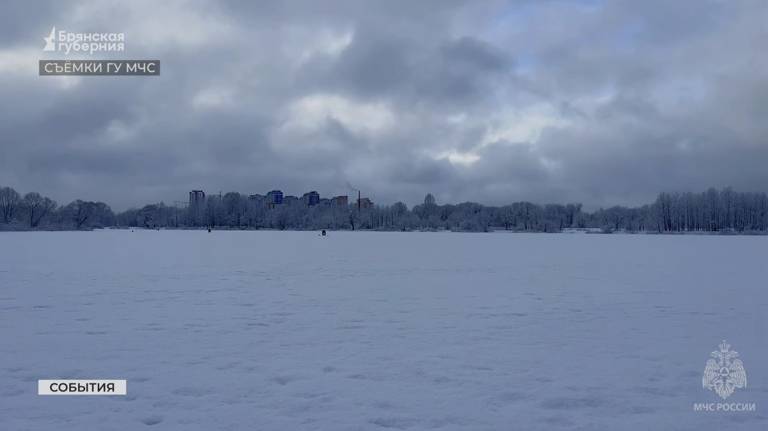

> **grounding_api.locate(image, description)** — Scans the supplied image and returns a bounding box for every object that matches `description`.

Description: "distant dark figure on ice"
[321,229,326,236]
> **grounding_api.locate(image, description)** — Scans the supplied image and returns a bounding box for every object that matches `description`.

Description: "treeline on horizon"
[1,186,768,234]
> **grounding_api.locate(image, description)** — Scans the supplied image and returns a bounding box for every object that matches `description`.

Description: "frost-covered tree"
[57,200,115,229]
[0,186,21,224]
[20,192,57,228]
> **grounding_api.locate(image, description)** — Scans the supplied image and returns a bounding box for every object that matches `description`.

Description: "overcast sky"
[1,0,767,210]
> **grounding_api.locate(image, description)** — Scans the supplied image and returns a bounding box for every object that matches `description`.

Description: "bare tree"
[70,200,96,229]
[21,192,57,228]
[0,186,21,223]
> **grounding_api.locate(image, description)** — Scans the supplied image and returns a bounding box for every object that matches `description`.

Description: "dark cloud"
[0,0,766,210]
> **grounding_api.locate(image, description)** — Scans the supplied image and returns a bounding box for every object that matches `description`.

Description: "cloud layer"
[1,0,767,210]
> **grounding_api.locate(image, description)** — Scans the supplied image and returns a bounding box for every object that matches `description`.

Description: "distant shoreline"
[3,187,768,234]
[3,226,767,236]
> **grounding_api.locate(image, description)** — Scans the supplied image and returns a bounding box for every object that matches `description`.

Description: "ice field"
[1,230,767,430]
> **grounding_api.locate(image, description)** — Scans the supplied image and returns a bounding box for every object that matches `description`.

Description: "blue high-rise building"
[303,191,320,206]
[266,190,283,205]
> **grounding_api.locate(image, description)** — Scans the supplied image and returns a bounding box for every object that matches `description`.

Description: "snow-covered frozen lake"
[1,230,767,430]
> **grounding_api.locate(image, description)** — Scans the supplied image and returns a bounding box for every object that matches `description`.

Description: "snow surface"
[1,230,767,430]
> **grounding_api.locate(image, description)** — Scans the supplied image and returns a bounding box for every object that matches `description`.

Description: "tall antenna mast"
[346,182,361,212]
